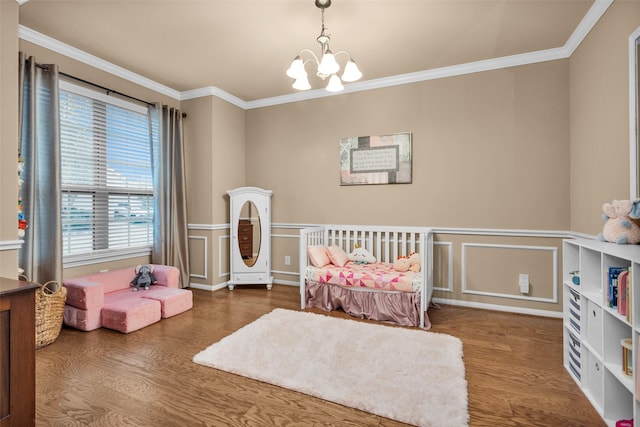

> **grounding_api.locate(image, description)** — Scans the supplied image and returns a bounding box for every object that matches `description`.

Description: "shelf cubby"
[563,239,640,425]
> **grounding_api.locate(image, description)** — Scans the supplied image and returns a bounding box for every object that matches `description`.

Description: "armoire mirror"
[227,187,273,290]
[238,201,261,267]
[630,27,640,198]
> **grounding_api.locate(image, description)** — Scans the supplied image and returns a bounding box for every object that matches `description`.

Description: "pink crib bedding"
[304,262,421,293]
[305,280,427,328]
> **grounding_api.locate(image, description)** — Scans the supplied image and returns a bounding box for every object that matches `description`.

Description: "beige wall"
[246,61,570,229]
[182,95,245,288]
[244,59,571,312]
[183,95,245,225]
[570,0,640,234]
[1,1,639,314]
[0,2,20,278]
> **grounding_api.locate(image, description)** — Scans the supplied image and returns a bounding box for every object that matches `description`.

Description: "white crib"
[299,224,433,328]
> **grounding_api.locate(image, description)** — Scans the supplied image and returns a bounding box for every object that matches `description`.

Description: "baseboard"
[273,279,299,287]
[432,297,563,318]
[189,282,228,292]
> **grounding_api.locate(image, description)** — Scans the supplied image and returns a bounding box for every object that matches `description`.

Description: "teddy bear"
[393,256,410,272]
[598,199,640,244]
[349,244,376,264]
[408,252,421,272]
[130,264,157,291]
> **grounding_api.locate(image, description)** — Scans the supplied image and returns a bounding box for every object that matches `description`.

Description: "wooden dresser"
[238,219,253,259]
[0,277,39,427]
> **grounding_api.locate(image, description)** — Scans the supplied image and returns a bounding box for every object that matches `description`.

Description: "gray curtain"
[18,53,62,285]
[150,104,190,288]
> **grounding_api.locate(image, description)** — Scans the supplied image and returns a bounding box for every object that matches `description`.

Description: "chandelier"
[286,0,362,92]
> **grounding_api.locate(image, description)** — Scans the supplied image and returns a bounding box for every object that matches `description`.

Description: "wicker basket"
[35,280,67,349]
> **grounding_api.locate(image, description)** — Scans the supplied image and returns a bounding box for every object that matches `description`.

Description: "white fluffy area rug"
[193,309,468,427]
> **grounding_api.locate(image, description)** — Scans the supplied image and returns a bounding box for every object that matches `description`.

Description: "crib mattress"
[305,262,421,293]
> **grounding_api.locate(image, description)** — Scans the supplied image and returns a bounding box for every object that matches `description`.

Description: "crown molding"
[246,46,571,109]
[18,25,181,100]
[180,87,248,109]
[246,0,612,109]
[564,0,614,56]
[18,0,613,110]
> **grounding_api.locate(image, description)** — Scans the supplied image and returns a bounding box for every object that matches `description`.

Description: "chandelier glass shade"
[286,0,362,92]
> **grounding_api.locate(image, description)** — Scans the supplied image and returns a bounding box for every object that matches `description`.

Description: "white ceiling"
[18,0,606,105]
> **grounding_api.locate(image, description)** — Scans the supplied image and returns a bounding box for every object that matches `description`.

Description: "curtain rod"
[35,62,187,117]
[61,71,158,108]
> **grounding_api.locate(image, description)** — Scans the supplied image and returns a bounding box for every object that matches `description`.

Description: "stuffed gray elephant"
[130,264,157,291]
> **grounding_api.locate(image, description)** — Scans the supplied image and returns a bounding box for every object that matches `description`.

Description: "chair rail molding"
[0,240,23,251]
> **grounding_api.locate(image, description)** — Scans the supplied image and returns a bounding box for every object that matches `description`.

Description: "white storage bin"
[586,299,603,357]
[568,332,581,381]
[568,288,581,334]
[586,351,604,410]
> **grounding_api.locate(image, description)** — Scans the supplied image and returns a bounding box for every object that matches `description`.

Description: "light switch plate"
[519,273,529,293]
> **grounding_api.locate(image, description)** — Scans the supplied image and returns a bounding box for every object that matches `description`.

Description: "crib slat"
[393,232,398,260]
[384,231,390,262]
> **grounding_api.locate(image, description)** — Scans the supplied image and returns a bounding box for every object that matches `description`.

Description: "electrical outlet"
[285,255,291,266]
[519,273,529,294]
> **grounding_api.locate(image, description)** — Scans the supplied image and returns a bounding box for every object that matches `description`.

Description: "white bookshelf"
[563,238,638,426]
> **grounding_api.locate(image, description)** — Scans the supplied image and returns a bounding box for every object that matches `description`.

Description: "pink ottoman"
[102,298,161,333]
[63,305,103,332]
[143,287,193,318]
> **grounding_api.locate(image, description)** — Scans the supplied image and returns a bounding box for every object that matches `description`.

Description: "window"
[59,81,155,263]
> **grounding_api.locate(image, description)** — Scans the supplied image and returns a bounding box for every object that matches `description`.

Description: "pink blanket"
[305,262,421,293]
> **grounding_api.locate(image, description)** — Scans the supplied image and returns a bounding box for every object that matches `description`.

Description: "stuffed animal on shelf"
[598,199,640,244]
[408,252,421,272]
[17,198,27,238]
[393,256,410,272]
[349,244,376,265]
[130,264,157,291]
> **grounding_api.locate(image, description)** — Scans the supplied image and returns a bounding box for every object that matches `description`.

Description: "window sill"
[63,246,152,269]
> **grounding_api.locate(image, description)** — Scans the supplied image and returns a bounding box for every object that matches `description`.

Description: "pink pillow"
[308,246,330,268]
[327,245,349,267]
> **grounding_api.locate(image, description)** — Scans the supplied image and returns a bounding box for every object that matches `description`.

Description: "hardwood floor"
[35,285,604,427]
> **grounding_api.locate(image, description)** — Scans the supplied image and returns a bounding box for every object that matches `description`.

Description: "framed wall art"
[339,132,412,185]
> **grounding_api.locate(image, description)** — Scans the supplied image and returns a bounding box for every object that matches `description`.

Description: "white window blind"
[60,81,154,260]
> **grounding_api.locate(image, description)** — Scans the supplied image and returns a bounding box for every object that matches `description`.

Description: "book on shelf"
[618,270,629,317]
[628,267,633,323]
[608,266,627,310]
[621,338,633,377]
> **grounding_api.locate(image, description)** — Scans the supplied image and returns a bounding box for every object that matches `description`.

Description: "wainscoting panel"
[218,235,230,279]
[187,235,207,279]
[271,231,301,286]
[433,241,453,292]
[187,225,230,290]
[461,243,558,303]
[187,223,571,314]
